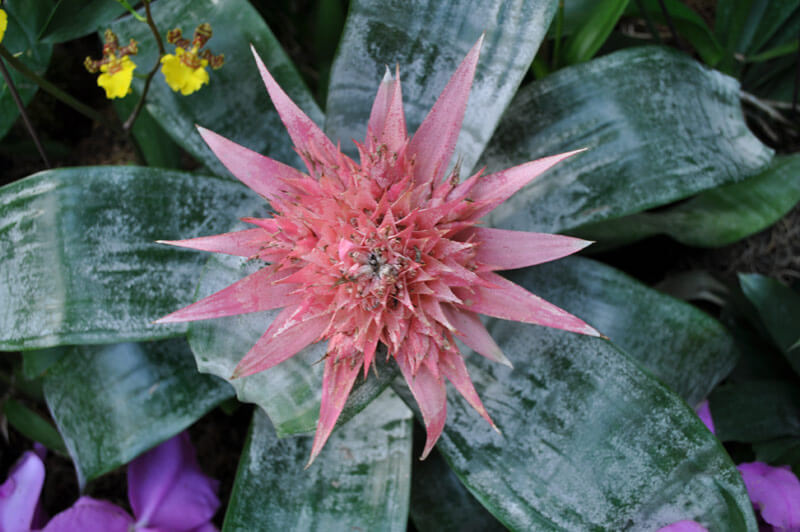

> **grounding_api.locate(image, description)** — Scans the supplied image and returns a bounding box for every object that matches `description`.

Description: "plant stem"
[123,0,165,131]
[793,28,800,114]
[0,44,115,129]
[0,56,51,168]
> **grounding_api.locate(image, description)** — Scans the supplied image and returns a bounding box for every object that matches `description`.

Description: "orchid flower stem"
[123,0,165,132]
[0,56,51,168]
[0,44,114,130]
[634,0,662,45]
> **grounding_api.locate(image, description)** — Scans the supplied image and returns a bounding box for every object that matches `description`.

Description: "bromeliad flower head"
[160,23,224,96]
[157,36,600,465]
[84,29,138,99]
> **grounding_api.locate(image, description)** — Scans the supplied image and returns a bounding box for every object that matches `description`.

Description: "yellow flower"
[0,9,8,44]
[85,29,138,100]
[160,47,209,95]
[160,23,224,96]
[97,54,136,99]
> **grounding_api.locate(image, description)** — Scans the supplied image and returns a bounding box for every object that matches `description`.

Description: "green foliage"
[0,0,53,141]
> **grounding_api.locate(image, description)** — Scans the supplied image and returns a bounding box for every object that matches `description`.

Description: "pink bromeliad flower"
[157,36,600,465]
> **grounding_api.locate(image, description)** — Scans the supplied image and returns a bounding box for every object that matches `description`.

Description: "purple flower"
[0,450,46,532]
[738,462,800,532]
[695,400,715,435]
[0,432,219,532]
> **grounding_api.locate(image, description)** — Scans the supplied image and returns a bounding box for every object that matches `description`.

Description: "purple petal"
[0,451,45,532]
[41,496,133,532]
[128,432,220,531]
[738,461,800,530]
[657,520,708,531]
[695,400,715,434]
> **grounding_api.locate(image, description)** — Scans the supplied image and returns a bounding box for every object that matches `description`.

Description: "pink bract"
[157,37,600,465]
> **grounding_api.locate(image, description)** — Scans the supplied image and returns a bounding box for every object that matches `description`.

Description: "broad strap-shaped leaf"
[0,167,263,350]
[111,0,321,176]
[710,380,800,443]
[0,0,53,141]
[42,339,234,486]
[508,257,739,405]
[573,154,800,249]
[38,0,127,43]
[481,46,773,235]
[222,390,411,532]
[738,273,800,375]
[325,0,558,174]
[188,250,399,437]
[394,324,756,530]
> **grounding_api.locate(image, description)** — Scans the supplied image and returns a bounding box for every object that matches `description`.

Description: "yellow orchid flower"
[160,23,224,96]
[85,29,138,99]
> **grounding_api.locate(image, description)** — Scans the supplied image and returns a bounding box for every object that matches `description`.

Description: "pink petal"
[407,35,483,186]
[155,268,299,324]
[368,67,407,153]
[232,307,329,377]
[695,400,715,434]
[464,227,592,270]
[306,353,364,467]
[441,305,511,367]
[397,350,447,460]
[738,461,800,530]
[250,45,340,169]
[128,432,219,530]
[459,149,586,218]
[157,228,270,258]
[196,126,306,201]
[41,497,133,532]
[455,272,601,337]
[657,520,708,532]
[0,451,45,532]
[438,349,496,430]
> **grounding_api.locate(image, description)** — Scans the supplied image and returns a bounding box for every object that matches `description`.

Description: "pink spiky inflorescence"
[157,37,600,466]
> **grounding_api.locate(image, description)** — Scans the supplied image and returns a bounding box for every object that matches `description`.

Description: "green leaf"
[633,0,724,65]
[710,380,800,443]
[38,0,128,43]
[395,326,756,530]
[753,437,800,477]
[325,0,558,174]
[562,0,630,65]
[111,0,321,176]
[481,46,773,235]
[739,273,800,374]
[21,348,63,379]
[0,0,53,141]
[3,398,68,455]
[222,390,412,531]
[43,339,234,485]
[0,166,262,350]
[508,257,738,405]
[409,449,503,532]
[188,250,399,437]
[573,154,800,249]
